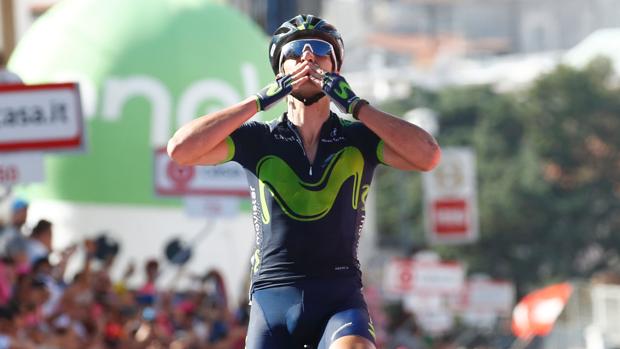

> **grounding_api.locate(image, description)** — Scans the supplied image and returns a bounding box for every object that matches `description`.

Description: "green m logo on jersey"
[256,146,365,222]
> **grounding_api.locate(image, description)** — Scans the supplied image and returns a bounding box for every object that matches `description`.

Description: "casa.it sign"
[0,83,84,152]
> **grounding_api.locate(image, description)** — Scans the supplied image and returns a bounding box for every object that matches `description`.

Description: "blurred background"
[1,0,620,348]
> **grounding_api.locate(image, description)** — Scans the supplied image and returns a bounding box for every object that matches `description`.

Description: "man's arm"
[313,69,441,171]
[357,103,441,171]
[167,97,258,166]
[168,63,312,166]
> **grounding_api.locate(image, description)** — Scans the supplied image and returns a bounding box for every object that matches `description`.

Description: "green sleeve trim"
[376,140,386,165]
[254,95,262,112]
[219,136,235,163]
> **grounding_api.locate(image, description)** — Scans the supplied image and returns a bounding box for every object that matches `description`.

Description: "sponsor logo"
[256,146,365,221]
[274,134,297,142]
[321,128,345,143]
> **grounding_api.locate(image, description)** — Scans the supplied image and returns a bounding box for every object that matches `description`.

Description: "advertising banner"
[0,83,84,152]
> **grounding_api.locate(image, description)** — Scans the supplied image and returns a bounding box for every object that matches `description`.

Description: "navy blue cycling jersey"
[225,112,386,292]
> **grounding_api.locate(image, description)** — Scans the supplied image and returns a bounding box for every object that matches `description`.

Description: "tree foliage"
[376,57,620,291]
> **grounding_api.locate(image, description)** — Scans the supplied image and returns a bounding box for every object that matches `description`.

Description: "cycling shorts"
[245,277,375,349]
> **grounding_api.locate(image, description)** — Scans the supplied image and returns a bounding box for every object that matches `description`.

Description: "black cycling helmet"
[269,14,344,75]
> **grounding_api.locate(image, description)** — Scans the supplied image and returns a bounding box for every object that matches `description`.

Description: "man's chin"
[293,86,323,99]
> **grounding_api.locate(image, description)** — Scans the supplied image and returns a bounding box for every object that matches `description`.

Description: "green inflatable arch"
[10,0,281,206]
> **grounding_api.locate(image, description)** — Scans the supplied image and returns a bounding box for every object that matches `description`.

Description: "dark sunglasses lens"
[282,40,333,59]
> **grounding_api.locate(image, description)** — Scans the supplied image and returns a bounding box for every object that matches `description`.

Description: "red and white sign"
[0,153,45,185]
[512,282,573,339]
[184,196,241,218]
[432,199,469,234]
[460,279,515,313]
[423,147,478,245]
[0,83,84,152]
[384,257,465,295]
[154,148,249,197]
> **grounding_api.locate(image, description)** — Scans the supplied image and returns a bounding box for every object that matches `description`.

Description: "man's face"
[12,207,27,227]
[280,39,336,98]
[40,229,52,250]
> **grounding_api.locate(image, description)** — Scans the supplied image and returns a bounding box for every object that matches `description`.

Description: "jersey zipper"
[287,123,314,176]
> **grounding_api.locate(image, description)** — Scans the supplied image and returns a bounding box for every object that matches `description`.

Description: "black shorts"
[246,277,375,349]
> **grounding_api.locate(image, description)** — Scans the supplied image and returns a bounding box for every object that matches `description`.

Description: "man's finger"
[291,76,310,87]
[291,61,310,74]
[290,65,311,81]
[308,71,323,80]
[308,75,322,87]
[307,64,325,76]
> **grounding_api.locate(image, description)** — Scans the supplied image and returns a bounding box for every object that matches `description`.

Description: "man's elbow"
[418,146,442,172]
[167,137,192,166]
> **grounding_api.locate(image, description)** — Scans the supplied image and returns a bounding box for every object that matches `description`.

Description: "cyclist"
[167,14,441,349]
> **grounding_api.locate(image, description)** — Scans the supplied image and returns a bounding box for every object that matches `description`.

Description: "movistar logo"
[266,81,282,97]
[256,147,365,222]
[334,80,352,99]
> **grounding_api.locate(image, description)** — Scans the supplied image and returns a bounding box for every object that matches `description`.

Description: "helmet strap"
[291,92,326,106]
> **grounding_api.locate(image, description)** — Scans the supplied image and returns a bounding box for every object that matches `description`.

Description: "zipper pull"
[309,166,313,176]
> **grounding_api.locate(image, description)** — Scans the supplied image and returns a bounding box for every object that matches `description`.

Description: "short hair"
[31,219,52,238]
[145,259,159,271]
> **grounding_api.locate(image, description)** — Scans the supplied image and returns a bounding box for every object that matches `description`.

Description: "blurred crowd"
[0,199,249,349]
[0,198,518,349]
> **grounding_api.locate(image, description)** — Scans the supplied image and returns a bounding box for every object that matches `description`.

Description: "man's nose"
[301,48,316,63]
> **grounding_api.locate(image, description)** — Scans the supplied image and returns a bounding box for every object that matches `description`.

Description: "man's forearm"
[167,96,258,165]
[357,103,441,171]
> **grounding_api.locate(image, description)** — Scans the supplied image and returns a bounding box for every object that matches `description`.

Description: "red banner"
[512,282,573,339]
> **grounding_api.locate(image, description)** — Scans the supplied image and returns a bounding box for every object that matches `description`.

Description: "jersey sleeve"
[224,121,270,170]
[346,121,388,167]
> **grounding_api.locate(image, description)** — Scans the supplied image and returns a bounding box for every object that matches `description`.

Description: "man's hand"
[255,62,314,111]
[255,74,293,111]
[310,69,360,114]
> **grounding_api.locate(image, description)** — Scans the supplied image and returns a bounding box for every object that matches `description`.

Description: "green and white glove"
[321,72,362,114]
[255,74,293,111]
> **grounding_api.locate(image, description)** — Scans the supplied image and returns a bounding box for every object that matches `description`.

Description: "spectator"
[0,52,22,84]
[0,258,15,306]
[137,259,159,306]
[4,235,29,276]
[26,220,53,264]
[0,225,250,348]
[30,257,64,318]
[0,304,37,349]
[0,199,29,256]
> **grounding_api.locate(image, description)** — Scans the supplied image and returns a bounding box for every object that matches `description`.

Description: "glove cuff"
[351,99,369,120]
[254,95,263,111]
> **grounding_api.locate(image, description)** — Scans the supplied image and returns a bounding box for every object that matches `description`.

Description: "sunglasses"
[279,39,336,70]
